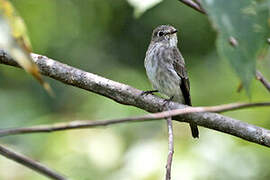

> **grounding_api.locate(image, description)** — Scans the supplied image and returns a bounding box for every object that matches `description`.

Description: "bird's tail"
[189,123,199,138]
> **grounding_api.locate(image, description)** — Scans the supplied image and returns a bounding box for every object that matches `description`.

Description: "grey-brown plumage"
[144,25,199,138]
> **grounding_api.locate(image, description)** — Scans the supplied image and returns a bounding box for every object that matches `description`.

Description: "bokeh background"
[0,0,270,179]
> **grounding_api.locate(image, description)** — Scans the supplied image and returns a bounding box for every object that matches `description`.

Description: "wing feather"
[171,48,192,106]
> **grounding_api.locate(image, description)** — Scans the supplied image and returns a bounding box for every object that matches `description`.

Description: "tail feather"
[189,123,199,138]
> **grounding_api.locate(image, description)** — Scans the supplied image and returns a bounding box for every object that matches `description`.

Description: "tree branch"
[0,144,67,180]
[165,117,174,180]
[0,51,270,147]
[256,70,270,92]
[178,0,206,14]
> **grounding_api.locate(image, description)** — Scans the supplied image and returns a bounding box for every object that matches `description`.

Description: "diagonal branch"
[178,0,206,14]
[0,144,67,180]
[0,51,270,147]
[256,70,270,92]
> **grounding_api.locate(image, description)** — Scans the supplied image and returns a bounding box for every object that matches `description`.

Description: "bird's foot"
[141,90,159,96]
[162,96,174,110]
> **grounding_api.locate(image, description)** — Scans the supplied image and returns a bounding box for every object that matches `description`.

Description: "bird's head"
[151,25,178,47]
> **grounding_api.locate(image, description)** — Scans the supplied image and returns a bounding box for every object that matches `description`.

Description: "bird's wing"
[170,47,192,106]
[165,47,199,138]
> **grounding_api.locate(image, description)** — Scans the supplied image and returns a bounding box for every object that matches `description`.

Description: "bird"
[144,25,199,138]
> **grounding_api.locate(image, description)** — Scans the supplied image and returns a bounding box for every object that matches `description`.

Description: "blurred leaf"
[0,0,31,51]
[127,0,162,18]
[0,0,53,95]
[201,0,270,94]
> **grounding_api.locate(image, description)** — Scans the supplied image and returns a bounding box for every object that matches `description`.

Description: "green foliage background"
[0,0,269,179]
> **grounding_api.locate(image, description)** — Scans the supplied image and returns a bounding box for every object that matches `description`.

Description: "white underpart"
[169,34,178,47]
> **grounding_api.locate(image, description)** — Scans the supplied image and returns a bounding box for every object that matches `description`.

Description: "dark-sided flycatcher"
[144,25,199,138]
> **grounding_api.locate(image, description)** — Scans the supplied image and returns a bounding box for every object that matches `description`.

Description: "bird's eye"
[158,31,164,36]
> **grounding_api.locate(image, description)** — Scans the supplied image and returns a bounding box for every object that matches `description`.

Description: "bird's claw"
[162,96,174,110]
[141,90,159,96]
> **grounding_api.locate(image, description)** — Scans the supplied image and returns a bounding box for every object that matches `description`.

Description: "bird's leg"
[141,90,159,96]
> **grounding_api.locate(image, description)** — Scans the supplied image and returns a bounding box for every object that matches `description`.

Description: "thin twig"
[0,102,270,146]
[165,117,174,180]
[0,144,67,180]
[256,70,270,92]
[194,0,204,9]
[0,102,268,136]
[178,0,206,14]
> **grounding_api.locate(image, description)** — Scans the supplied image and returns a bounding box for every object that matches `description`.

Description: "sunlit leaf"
[201,0,270,94]
[127,0,163,18]
[0,0,53,95]
[0,0,31,51]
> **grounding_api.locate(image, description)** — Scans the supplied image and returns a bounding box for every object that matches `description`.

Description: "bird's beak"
[170,29,178,34]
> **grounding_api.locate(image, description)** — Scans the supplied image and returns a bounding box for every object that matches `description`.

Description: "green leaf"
[201,0,270,93]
